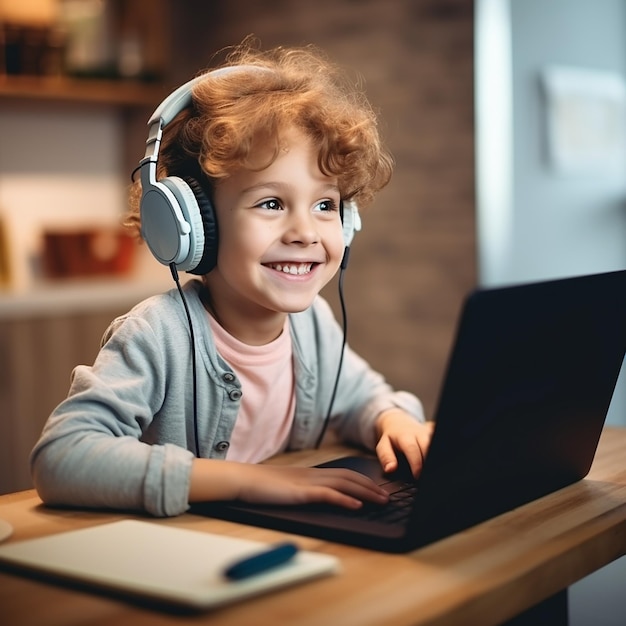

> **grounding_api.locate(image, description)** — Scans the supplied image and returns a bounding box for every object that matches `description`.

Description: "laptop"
[191,269,626,553]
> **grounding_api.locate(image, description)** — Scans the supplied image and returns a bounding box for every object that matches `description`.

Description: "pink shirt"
[207,314,295,462]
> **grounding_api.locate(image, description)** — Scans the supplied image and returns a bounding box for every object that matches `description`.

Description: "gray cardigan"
[30,280,424,516]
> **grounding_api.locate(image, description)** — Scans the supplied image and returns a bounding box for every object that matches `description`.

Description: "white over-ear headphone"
[138,66,361,275]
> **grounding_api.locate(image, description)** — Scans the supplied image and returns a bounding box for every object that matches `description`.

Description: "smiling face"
[202,126,345,345]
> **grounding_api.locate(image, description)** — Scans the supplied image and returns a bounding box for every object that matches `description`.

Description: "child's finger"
[375,436,399,474]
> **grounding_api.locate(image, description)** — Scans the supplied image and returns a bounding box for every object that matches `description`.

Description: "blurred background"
[0,1,625,620]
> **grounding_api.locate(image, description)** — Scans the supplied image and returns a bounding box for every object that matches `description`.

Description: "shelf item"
[0,0,168,107]
[42,229,136,280]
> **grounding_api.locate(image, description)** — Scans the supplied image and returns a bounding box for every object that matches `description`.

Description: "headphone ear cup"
[156,176,205,271]
[183,177,219,275]
[140,174,204,269]
[341,200,362,248]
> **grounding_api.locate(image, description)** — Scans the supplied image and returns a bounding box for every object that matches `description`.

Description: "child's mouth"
[264,262,315,275]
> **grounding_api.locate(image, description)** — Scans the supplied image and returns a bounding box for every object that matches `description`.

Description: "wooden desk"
[1,428,626,626]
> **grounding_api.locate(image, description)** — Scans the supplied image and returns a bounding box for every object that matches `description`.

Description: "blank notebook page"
[0,519,339,609]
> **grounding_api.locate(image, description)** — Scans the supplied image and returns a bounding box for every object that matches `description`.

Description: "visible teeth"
[268,263,313,275]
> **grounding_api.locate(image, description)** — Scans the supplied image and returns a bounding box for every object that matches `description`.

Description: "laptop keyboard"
[359,479,418,524]
[334,478,417,525]
[312,456,418,525]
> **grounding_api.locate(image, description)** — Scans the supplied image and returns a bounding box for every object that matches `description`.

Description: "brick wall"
[168,0,476,419]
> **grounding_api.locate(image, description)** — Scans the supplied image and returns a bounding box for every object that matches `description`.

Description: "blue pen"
[223,542,299,580]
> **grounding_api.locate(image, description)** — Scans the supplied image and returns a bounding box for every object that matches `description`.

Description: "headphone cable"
[170,263,201,457]
[315,247,350,448]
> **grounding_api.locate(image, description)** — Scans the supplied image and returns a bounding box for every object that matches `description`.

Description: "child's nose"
[283,210,319,245]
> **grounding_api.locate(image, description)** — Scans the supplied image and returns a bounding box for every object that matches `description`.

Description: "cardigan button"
[215,441,230,452]
[228,389,242,401]
[223,372,236,382]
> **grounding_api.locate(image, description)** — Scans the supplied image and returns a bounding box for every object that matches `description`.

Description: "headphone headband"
[149,65,266,129]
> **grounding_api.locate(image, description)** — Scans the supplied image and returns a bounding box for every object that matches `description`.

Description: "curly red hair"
[126,39,393,235]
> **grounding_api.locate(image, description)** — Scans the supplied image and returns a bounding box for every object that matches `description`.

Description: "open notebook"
[0,520,339,609]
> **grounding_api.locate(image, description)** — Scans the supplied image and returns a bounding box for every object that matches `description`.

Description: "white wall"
[509,0,626,284]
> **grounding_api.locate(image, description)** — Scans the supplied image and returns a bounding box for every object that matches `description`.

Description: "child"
[30,40,433,517]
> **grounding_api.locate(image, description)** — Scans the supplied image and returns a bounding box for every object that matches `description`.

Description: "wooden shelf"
[0,74,168,108]
[0,275,174,319]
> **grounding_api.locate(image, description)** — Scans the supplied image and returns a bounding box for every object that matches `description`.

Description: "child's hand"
[237,465,390,509]
[189,460,389,509]
[374,409,434,478]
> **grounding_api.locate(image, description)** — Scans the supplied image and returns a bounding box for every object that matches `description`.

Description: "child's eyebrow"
[241,182,340,196]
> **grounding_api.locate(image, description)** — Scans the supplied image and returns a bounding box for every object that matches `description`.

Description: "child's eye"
[314,199,338,213]
[257,199,283,211]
